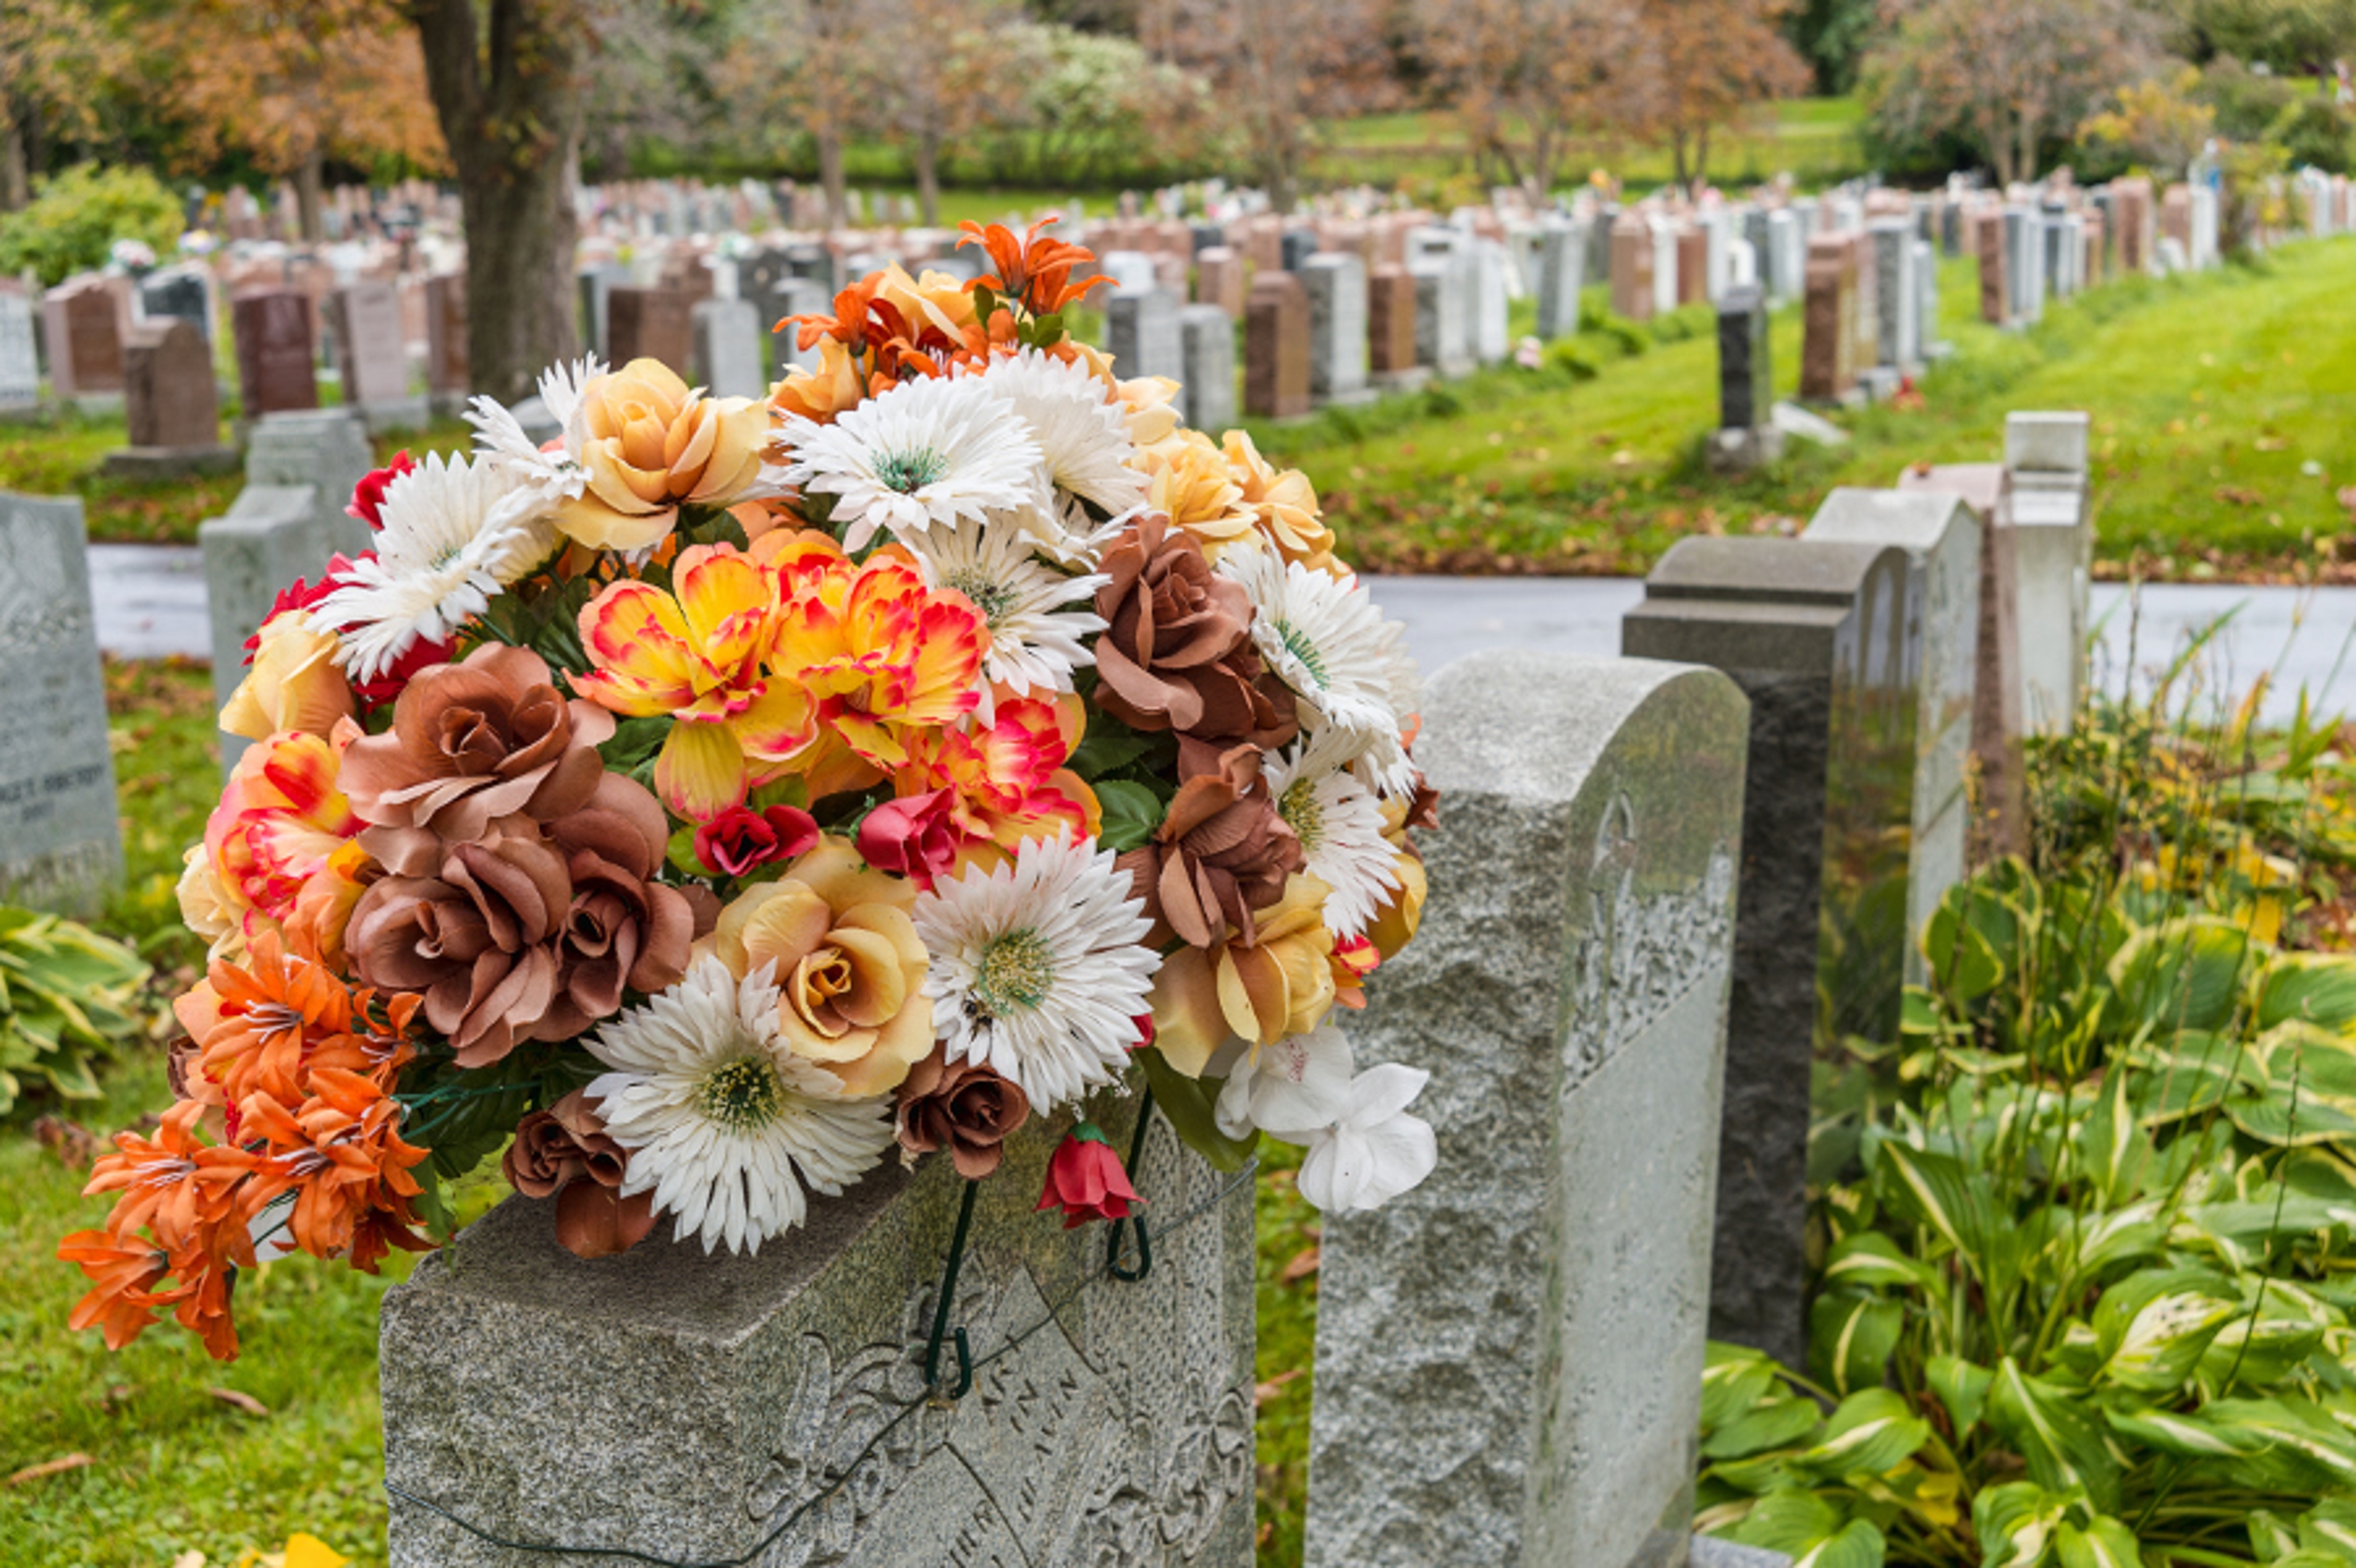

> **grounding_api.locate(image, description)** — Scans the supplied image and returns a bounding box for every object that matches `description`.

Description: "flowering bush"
[61,219,1439,1359]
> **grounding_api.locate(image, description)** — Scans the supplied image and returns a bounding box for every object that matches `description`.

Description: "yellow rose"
[220,614,354,741]
[874,264,980,340]
[1223,430,1336,571]
[1116,372,1183,449]
[1148,873,1338,1076]
[699,836,933,1096]
[175,844,245,961]
[558,358,770,552]
[1142,431,1258,562]
[771,336,869,427]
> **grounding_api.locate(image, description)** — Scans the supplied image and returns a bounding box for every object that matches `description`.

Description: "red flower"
[855,788,963,888]
[348,451,417,530]
[695,804,822,878]
[1036,1124,1143,1229]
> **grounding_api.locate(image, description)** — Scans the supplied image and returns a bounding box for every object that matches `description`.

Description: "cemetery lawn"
[1256,237,2356,583]
[3,660,1332,1566]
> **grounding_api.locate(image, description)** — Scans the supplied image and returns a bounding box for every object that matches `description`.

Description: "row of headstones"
[356,432,2095,1561]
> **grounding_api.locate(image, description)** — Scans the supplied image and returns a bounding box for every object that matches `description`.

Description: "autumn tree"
[881,0,1026,226]
[158,0,446,243]
[407,0,589,402]
[715,1,883,229]
[1,1,131,212]
[1417,0,1638,201]
[2081,64,2218,178]
[1615,0,1812,193]
[1861,0,2166,187]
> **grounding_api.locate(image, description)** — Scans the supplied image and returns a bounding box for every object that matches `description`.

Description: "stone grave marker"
[1623,537,1917,1367]
[1609,211,1655,321]
[1299,253,1372,406]
[1407,255,1472,377]
[425,275,468,410]
[1244,273,1311,420]
[1193,246,1245,318]
[1176,303,1234,432]
[2003,206,2044,325]
[1099,249,1158,298]
[1367,266,1422,390]
[1533,217,1586,339]
[328,280,426,431]
[1280,227,1317,272]
[1309,651,1747,1568]
[1977,210,2010,326]
[577,264,625,359]
[141,269,211,342]
[1677,226,1711,307]
[1798,234,1856,405]
[607,286,696,370]
[1803,490,1983,982]
[384,1097,1254,1568]
[1869,219,1918,371]
[1471,240,1511,364]
[1914,239,1949,359]
[1708,284,1781,475]
[0,286,39,417]
[2006,410,2092,734]
[1107,286,1184,385]
[233,290,320,416]
[45,278,128,401]
[0,493,124,917]
[691,298,766,399]
[108,321,234,479]
[1651,221,1680,317]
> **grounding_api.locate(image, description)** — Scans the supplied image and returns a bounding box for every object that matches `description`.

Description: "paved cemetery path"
[85,545,2356,726]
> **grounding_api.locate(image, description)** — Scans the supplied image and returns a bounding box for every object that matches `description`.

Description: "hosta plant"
[0,905,150,1115]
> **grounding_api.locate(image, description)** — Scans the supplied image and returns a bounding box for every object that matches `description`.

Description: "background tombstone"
[690,298,766,399]
[327,280,426,431]
[1899,463,2027,859]
[1533,217,1587,338]
[1106,286,1185,385]
[1193,245,1245,317]
[1709,283,1781,475]
[1406,255,1471,377]
[46,278,129,402]
[1,285,44,417]
[577,264,625,359]
[1244,272,1311,419]
[1914,239,1950,359]
[1803,489,1984,982]
[383,1097,1254,1568]
[1470,239,1511,364]
[1977,213,2010,326]
[232,290,320,417]
[141,268,212,342]
[2005,410,2093,734]
[1366,266,1423,391]
[1798,236,1855,404]
[1177,302,1235,431]
[1869,219,1918,372]
[1609,212,1655,321]
[1308,651,1747,1568]
[607,285,695,369]
[425,274,469,413]
[0,492,125,917]
[1623,538,1917,1368]
[1299,253,1372,406]
[108,321,234,478]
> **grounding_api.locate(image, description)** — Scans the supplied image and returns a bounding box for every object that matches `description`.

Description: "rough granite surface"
[1307,651,1746,1568]
[382,1094,1253,1568]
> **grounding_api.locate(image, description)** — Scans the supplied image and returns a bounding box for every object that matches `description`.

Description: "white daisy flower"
[971,348,1149,519]
[1266,729,1402,940]
[780,373,1045,552]
[585,955,897,1256]
[1218,551,1423,798]
[904,517,1107,720]
[309,453,555,683]
[464,355,603,506]
[912,833,1161,1112]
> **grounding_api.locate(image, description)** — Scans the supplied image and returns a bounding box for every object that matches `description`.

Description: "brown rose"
[341,641,616,873]
[539,774,704,1039]
[502,1089,657,1259]
[1092,512,1298,746]
[1117,742,1303,949]
[895,1045,1030,1179]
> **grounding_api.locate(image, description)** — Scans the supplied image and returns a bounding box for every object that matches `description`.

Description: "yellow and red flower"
[884,696,1098,877]
[772,554,988,769]
[203,729,367,933]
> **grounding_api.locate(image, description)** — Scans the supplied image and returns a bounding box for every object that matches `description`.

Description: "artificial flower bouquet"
[61,218,1439,1362]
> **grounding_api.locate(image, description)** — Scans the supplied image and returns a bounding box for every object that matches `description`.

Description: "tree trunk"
[915,126,941,228]
[409,0,585,404]
[296,146,326,244]
[818,127,847,229]
[1693,124,1712,198]
[1,99,28,213]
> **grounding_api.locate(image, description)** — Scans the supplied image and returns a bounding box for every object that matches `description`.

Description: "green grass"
[1257,237,2356,580]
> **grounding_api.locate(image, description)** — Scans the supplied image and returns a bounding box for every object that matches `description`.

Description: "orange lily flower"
[81,1101,258,1253]
[957,213,1109,318]
[58,1229,175,1350]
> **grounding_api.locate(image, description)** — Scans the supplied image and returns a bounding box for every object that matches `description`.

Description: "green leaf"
[1928,1356,1994,1439]
[1973,1482,2071,1568]
[2089,1266,2240,1392]
[1871,1139,1988,1264]
[1132,1047,1257,1172]
[2297,1499,2356,1565]
[1796,1520,1887,1568]
[1811,1294,1904,1397]
[1794,1388,1930,1480]
[1820,1232,1938,1293]
[36,1047,100,1099]
[1702,1341,1785,1432]
[2104,1403,2263,1458]
[1067,709,1158,780]
[600,715,671,772]
[2256,955,2356,1034]
[2107,916,2254,1035]
[2055,1516,2142,1568]
[1923,900,2004,1001]
[1702,1397,1825,1461]
[1987,1357,2122,1511]
[1093,778,1164,853]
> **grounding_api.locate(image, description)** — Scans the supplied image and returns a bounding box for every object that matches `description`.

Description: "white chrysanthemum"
[913,834,1161,1111]
[971,349,1149,518]
[1266,730,1402,940]
[309,453,555,683]
[465,355,603,505]
[780,373,1045,552]
[585,956,897,1256]
[1218,551,1423,797]
[904,518,1106,719]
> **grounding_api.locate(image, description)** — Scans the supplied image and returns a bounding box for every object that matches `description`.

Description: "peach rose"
[770,336,868,427]
[1147,872,1339,1076]
[558,358,771,552]
[701,836,934,1096]
[220,614,355,742]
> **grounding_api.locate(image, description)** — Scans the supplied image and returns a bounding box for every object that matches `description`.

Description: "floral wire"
[1105,1085,1158,1283]
[381,1159,1260,1566]
[920,1178,979,1400]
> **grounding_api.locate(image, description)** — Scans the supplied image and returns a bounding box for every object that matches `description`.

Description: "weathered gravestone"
[577,265,625,359]
[691,298,766,399]
[1193,247,1245,318]
[141,269,211,342]
[1177,303,1235,433]
[1623,538,1917,1367]
[0,285,42,417]
[1406,255,1472,378]
[1470,240,1511,365]
[1609,212,1655,322]
[1869,220,1918,372]
[233,290,320,416]
[1299,253,1372,407]
[1107,286,1185,386]
[1708,284,1781,475]
[1652,222,1681,318]
[1366,266,1422,391]
[1915,239,1950,360]
[607,286,695,369]
[383,1096,1255,1568]
[2005,410,2092,734]
[1308,651,1747,1568]
[425,274,468,411]
[1803,490,1983,983]
[0,493,125,917]
[1243,273,1311,420]
[45,277,128,402]
[1798,235,1857,405]
[107,321,236,480]
[1533,218,1587,339]
[328,281,421,429]
[2003,207,2044,325]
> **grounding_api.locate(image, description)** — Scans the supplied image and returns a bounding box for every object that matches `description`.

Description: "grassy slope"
[1252,237,2356,581]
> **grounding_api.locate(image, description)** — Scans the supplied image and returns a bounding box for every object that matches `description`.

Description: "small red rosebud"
[1037,1124,1143,1229]
[856,788,964,887]
[348,452,417,530]
[695,804,822,877]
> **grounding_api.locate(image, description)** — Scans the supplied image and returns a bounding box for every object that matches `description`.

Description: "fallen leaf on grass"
[207,1386,269,1416]
[32,1115,100,1166]
[6,1453,93,1486]
[1280,1245,1321,1285]
[1255,1369,1305,1406]
[2215,486,2263,506]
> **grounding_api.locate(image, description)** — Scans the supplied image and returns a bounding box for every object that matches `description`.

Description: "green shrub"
[0,164,182,288]
[1544,337,1601,380]
[0,906,150,1116]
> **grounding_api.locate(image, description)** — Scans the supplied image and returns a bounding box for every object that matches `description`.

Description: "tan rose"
[770,336,868,427]
[220,613,354,742]
[1142,431,1257,563]
[701,836,934,1096]
[873,264,981,340]
[1223,431,1336,571]
[1148,872,1338,1075]
[558,358,770,552]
